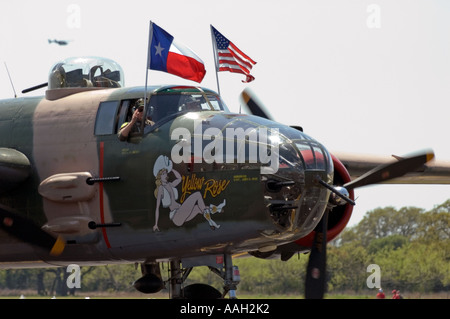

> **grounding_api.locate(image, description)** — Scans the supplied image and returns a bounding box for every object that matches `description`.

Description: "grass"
[0,289,450,299]
[1,289,448,299]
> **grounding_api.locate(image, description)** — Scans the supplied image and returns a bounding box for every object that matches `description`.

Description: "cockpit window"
[148,92,228,123]
[205,95,226,111]
[179,94,208,112]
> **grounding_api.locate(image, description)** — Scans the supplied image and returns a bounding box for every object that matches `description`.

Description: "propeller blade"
[0,207,65,256]
[240,88,273,120]
[344,150,435,190]
[304,208,329,299]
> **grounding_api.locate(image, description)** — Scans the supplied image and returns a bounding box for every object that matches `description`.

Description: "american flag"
[211,25,256,83]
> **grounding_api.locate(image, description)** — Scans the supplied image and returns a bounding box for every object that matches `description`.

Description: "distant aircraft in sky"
[48,39,70,46]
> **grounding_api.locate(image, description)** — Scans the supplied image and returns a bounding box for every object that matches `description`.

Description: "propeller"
[304,150,434,298]
[304,205,329,299]
[241,88,273,119]
[0,207,65,256]
[240,88,436,299]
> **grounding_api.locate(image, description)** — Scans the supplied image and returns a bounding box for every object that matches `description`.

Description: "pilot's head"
[185,96,201,111]
[136,98,145,111]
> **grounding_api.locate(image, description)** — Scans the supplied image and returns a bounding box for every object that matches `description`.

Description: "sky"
[1,0,449,227]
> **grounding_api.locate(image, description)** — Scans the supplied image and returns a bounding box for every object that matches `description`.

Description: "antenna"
[4,62,17,98]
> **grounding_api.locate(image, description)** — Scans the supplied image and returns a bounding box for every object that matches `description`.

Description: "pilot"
[118,98,154,141]
[185,96,202,111]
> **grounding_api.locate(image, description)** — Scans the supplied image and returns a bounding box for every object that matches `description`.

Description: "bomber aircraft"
[0,56,449,299]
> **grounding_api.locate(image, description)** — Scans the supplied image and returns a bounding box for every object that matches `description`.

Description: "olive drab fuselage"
[0,83,335,268]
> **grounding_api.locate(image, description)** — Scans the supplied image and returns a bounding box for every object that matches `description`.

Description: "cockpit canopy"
[48,56,124,90]
[147,87,229,123]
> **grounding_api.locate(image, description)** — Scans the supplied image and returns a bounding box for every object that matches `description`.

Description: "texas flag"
[148,22,206,83]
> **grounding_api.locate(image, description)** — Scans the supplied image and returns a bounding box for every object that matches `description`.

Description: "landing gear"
[170,254,240,299]
[133,254,241,299]
[168,259,184,299]
[208,254,239,299]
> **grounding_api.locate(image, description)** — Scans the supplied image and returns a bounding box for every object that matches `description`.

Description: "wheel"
[182,283,222,299]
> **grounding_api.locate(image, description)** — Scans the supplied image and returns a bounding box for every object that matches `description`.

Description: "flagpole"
[210,25,221,96]
[144,21,154,117]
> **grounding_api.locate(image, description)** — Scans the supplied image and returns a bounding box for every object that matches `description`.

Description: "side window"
[116,99,149,138]
[94,101,120,135]
[116,100,130,133]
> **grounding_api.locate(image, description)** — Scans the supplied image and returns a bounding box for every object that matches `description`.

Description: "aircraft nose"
[178,112,334,238]
[261,126,334,237]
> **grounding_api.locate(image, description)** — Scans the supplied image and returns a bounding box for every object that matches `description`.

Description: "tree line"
[1,200,449,297]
